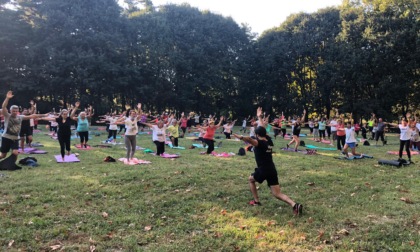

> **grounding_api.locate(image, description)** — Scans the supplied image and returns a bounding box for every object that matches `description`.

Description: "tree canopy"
[0,0,418,119]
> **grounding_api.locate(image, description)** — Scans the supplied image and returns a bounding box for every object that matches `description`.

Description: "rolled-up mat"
[378,159,402,167]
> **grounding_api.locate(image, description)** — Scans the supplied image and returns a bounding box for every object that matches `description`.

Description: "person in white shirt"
[342,118,361,158]
[389,117,412,163]
[115,104,142,161]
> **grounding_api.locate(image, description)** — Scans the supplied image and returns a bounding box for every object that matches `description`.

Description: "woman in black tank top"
[287,109,306,152]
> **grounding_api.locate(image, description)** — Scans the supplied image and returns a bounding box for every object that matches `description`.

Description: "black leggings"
[203,138,215,154]
[170,136,178,147]
[281,129,286,138]
[399,140,411,159]
[78,131,89,144]
[224,132,231,139]
[58,134,71,158]
[108,130,117,140]
[337,135,345,150]
[154,141,165,155]
[319,130,326,138]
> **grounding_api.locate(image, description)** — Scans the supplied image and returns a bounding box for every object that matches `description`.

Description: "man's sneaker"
[293,203,303,216]
[249,200,261,206]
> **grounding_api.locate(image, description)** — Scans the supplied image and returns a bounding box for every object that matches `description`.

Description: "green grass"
[0,127,419,251]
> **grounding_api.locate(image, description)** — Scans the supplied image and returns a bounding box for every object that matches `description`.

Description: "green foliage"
[0,0,417,119]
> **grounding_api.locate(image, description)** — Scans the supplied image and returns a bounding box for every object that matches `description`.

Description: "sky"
[151,0,343,35]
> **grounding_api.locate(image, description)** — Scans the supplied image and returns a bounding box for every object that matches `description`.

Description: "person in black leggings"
[287,109,306,152]
[40,107,78,161]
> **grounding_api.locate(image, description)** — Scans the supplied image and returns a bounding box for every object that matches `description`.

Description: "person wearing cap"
[232,126,303,216]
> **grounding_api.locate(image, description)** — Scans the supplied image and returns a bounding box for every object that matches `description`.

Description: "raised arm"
[2,91,13,116]
[70,102,80,120]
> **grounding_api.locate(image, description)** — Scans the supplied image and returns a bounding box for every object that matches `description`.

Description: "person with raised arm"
[389,113,413,163]
[71,102,94,148]
[286,109,306,152]
[342,114,362,158]
[39,105,78,161]
[115,103,142,161]
[0,91,46,160]
[232,127,303,216]
[198,116,224,154]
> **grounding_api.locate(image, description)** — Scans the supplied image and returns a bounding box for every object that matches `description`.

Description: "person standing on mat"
[287,109,306,152]
[115,103,142,161]
[40,106,78,161]
[389,115,413,163]
[232,127,303,216]
[142,117,169,156]
[0,91,45,161]
[375,118,387,146]
[198,116,224,154]
[70,102,94,148]
[167,117,180,148]
[342,115,362,158]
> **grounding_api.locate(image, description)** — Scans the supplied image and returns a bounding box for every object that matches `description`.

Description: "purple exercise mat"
[54,154,80,163]
[19,148,48,154]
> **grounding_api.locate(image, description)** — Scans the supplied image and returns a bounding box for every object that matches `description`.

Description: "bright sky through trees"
[151,0,343,34]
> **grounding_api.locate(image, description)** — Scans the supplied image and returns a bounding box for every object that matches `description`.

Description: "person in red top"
[199,116,224,154]
[180,114,189,138]
[336,118,346,150]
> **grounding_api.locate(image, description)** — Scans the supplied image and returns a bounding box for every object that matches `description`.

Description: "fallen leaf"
[214,232,222,238]
[185,189,192,192]
[90,245,96,252]
[350,193,356,197]
[255,233,265,240]
[400,197,414,204]
[50,244,62,251]
[409,241,415,246]
[307,182,315,186]
[89,237,96,244]
[317,230,325,240]
[144,226,152,231]
[308,217,314,224]
[266,220,276,226]
[337,229,349,235]
[279,230,285,236]
[8,240,14,248]
[239,225,247,230]
[220,209,227,215]
[102,212,109,219]
[287,221,294,228]
[105,232,113,239]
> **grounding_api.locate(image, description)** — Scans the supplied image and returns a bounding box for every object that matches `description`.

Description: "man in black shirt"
[233,127,303,216]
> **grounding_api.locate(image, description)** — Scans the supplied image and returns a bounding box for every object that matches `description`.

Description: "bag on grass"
[238,147,246,156]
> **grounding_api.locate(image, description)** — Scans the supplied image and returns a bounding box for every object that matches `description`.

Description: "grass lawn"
[0,127,419,251]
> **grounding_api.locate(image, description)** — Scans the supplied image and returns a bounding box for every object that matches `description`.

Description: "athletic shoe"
[293,203,303,216]
[249,200,261,206]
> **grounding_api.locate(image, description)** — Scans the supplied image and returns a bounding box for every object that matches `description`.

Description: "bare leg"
[249,176,260,203]
[270,185,295,207]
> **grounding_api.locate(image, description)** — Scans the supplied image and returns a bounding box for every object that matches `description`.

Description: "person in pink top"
[336,118,346,151]
[199,116,224,154]
[180,114,188,138]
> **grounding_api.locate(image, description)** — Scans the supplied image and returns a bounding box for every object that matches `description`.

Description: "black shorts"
[19,126,33,137]
[252,167,279,186]
[1,137,19,153]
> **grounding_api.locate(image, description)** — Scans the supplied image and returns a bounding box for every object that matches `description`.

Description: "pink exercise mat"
[118,158,151,165]
[54,154,80,163]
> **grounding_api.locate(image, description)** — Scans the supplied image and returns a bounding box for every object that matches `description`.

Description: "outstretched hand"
[256,107,262,117]
[6,91,13,99]
[74,101,80,107]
